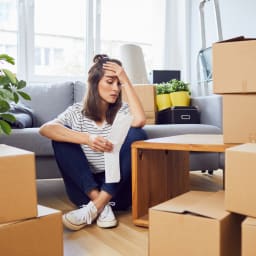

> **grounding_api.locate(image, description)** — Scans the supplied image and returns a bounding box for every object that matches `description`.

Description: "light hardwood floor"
[37,169,223,256]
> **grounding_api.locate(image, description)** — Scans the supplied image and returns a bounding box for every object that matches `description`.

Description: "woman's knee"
[126,127,148,142]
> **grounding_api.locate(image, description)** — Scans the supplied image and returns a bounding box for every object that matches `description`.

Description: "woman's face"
[98,69,121,104]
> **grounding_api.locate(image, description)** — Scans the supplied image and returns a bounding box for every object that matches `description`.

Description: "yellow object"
[156,94,172,111]
[170,91,190,106]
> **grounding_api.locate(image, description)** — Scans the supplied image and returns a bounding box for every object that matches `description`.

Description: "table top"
[132,134,238,152]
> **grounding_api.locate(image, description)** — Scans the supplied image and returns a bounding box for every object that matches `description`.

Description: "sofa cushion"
[0,128,53,156]
[21,82,74,127]
[74,81,86,103]
[143,124,221,139]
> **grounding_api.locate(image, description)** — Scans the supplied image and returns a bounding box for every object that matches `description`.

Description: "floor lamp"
[119,44,149,84]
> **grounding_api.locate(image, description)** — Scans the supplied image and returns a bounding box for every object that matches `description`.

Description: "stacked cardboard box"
[0,144,63,256]
[149,191,244,256]
[149,39,256,255]
[225,143,256,256]
[213,37,256,144]
[213,37,256,256]
[122,84,157,124]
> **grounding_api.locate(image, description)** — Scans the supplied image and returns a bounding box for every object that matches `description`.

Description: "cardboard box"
[242,217,256,256]
[0,144,37,223]
[0,205,63,256]
[225,143,256,217]
[122,84,157,124]
[149,191,244,256]
[213,37,256,93]
[223,94,256,143]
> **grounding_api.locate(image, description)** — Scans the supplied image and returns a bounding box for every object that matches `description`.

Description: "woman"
[39,54,147,231]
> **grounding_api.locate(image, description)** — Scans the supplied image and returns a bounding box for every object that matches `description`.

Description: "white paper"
[104,111,133,183]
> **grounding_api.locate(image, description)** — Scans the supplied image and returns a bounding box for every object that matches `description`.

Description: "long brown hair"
[82,54,122,124]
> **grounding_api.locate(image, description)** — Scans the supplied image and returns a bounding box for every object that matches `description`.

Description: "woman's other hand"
[88,134,113,152]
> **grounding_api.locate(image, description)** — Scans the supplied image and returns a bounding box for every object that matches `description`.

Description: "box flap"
[152,191,213,213]
[37,205,61,217]
[152,191,228,220]
[0,144,34,157]
[215,36,256,44]
[226,143,256,153]
[243,217,256,227]
[0,205,61,229]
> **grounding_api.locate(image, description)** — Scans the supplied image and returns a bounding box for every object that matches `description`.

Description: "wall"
[190,0,256,95]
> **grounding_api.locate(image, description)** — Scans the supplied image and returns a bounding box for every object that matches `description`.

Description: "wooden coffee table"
[131,134,237,227]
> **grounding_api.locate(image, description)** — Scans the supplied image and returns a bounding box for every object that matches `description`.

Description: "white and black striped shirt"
[56,102,130,173]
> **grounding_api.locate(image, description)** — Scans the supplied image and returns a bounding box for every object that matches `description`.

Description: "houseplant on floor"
[155,82,172,111]
[0,54,30,135]
[169,79,191,106]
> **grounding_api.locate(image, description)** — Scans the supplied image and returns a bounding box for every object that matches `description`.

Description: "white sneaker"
[62,201,98,231]
[97,204,117,228]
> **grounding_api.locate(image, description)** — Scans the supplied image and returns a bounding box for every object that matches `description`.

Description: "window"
[100,0,153,72]
[0,0,172,83]
[0,0,17,73]
[34,0,86,78]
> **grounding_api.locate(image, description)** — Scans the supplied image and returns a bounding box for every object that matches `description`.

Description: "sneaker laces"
[72,203,97,224]
[100,202,115,219]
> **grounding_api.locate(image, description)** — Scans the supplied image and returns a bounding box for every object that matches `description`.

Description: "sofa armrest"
[191,94,223,131]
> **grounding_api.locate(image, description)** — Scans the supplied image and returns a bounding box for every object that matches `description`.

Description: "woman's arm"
[103,61,146,127]
[39,121,113,152]
[39,121,90,144]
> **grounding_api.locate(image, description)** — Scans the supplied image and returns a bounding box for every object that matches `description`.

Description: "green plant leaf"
[13,92,19,103]
[18,91,31,100]
[0,75,10,85]
[17,80,26,89]
[0,120,12,135]
[2,69,17,85]
[0,54,15,65]
[0,88,14,101]
[0,113,16,123]
[0,99,10,112]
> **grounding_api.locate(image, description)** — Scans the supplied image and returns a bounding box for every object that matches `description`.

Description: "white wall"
[189,0,256,95]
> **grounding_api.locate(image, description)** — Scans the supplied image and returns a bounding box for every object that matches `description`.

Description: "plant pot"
[170,91,190,106]
[156,94,172,111]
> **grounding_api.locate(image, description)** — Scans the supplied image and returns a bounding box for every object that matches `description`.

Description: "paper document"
[104,111,133,183]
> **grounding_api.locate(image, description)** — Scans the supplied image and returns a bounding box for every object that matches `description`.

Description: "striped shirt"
[55,102,130,173]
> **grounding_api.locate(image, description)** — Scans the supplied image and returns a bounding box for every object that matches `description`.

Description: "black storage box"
[171,106,200,124]
[156,106,200,124]
[156,108,172,124]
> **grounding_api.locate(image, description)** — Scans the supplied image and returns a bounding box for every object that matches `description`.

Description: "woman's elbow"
[132,116,147,128]
[39,123,53,137]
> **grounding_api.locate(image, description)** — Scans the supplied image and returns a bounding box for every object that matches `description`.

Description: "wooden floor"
[37,169,223,256]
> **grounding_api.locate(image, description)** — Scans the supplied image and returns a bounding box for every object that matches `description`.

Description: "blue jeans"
[52,127,147,211]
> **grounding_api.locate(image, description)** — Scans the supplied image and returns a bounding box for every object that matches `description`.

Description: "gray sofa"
[0,81,223,179]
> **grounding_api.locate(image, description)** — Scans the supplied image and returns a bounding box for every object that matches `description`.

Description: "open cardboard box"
[0,205,63,256]
[222,94,256,143]
[242,217,256,256]
[149,191,244,256]
[0,144,37,223]
[122,84,157,124]
[213,36,256,93]
[225,143,256,217]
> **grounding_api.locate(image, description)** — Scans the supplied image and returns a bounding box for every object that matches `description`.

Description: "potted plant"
[169,79,191,106]
[0,54,31,135]
[155,82,172,111]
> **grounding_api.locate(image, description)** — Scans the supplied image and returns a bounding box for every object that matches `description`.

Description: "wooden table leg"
[132,148,190,227]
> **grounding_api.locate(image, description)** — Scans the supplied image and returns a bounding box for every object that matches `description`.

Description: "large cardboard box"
[0,205,63,256]
[223,94,256,143]
[149,191,244,256]
[213,37,256,93]
[0,144,37,223]
[242,217,256,256]
[122,84,157,124]
[225,143,256,217]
